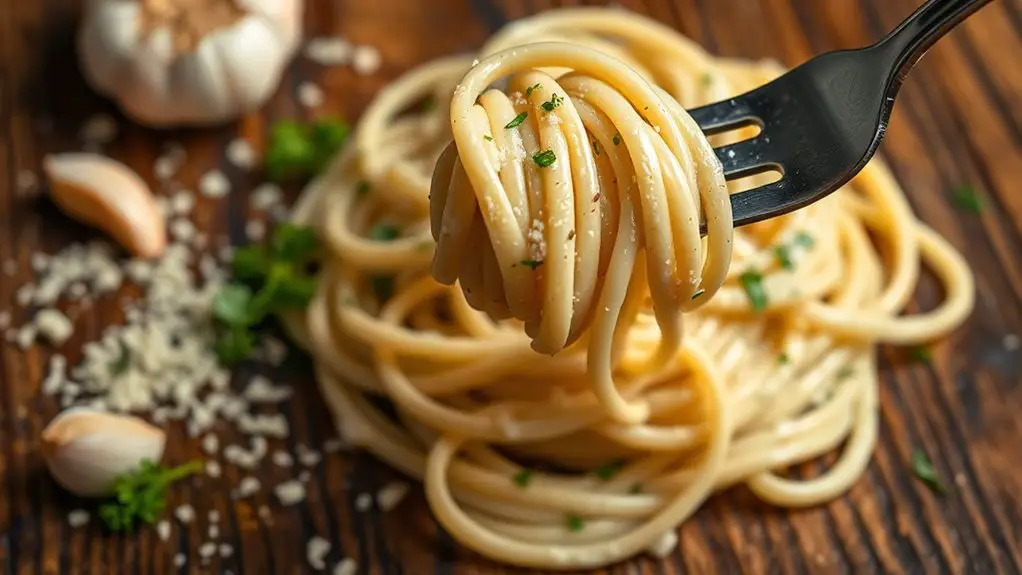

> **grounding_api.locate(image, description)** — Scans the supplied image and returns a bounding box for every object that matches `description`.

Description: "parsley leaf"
[370,223,401,242]
[212,284,255,326]
[778,352,790,365]
[525,83,541,97]
[952,185,984,213]
[99,460,202,532]
[594,460,624,481]
[793,232,815,248]
[372,275,395,303]
[566,514,585,532]
[272,223,319,261]
[910,346,932,364]
[911,450,946,494]
[483,135,493,141]
[836,366,854,380]
[231,245,269,280]
[739,270,768,313]
[356,180,371,197]
[521,259,544,269]
[691,289,705,300]
[533,149,556,168]
[266,118,350,181]
[700,72,714,86]
[541,93,564,112]
[612,134,621,146]
[513,469,533,487]
[505,112,528,129]
[773,245,794,270]
[107,341,132,377]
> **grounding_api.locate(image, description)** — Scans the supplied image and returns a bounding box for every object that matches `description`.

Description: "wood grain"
[1,0,1020,573]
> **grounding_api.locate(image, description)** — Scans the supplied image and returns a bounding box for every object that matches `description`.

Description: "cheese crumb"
[199,170,231,199]
[250,183,283,211]
[174,504,195,524]
[244,219,266,241]
[646,530,678,558]
[219,543,234,558]
[67,509,90,527]
[234,476,261,498]
[298,82,325,108]
[174,553,186,567]
[305,36,352,66]
[275,480,307,505]
[199,542,217,559]
[205,460,221,478]
[272,450,294,468]
[377,482,409,511]
[334,558,357,575]
[352,45,382,75]
[354,493,372,512]
[226,138,258,170]
[306,536,331,570]
[35,308,74,345]
[297,444,322,467]
[156,519,171,541]
[17,170,37,195]
[79,114,118,144]
[171,191,195,215]
[202,433,219,454]
[244,375,292,403]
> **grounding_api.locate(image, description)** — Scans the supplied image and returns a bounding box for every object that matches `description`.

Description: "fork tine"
[688,98,761,136]
[714,137,781,179]
[728,178,814,228]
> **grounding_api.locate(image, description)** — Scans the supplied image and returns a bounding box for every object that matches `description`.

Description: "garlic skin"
[78,0,304,127]
[42,407,167,497]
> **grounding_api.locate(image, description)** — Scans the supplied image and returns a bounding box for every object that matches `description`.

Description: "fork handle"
[878,0,994,82]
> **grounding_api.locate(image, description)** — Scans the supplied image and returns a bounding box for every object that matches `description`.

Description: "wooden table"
[2,0,1021,573]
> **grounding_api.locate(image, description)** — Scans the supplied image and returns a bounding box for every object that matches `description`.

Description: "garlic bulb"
[42,407,166,497]
[78,0,304,127]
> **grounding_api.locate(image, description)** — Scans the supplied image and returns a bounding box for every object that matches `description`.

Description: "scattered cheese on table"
[306,536,331,570]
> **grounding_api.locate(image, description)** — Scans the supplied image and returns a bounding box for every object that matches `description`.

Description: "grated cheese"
[249,183,283,211]
[296,444,322,467]
[174,504,195,524]
[79,114,118,144]
[354,493,372,512]
[233,476,261,499]
[305,37,352,66]
[243,375,292,403]
[17,170,37,195]
[306,536,331,570]
[272,450,294,467]
[275,480,306,505]
[244,219,266,241]
[352,45,382,75]
[376,482,409,511]
[198,542,217,559]
[226,138,258,170]
[199,170,231,198]
[205,460,222,477]
[298,82,325,108]
[35,309,73,345]
[333,558,357,575]
[219,543,234,558]
[42,355,67,395]
[174,553,186,567]
[156,520,171,541]
[67,509,90,527]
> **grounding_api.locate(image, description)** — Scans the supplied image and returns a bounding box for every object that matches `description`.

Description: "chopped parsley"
[911,450,946,494]
[99,459,202,532]
[108,341,132,377]
[700,72,714,87]
[691,289,706,300]
[265,118,349,181]
[355,180,371,197]
[629,482,643,494]
[541,93,564,112]
[372,276,394,303]
[612,133,621,146]
[533,149,556,168]
[566,514,585,532]
[773,245,794,270]
[739,270,768,313]
[483,135,493,141]
[521,259,544,270]
[370,223,401,242]
[910,346,932,364]
[836,366,854,380]
[594,460,624,481]
[778,352,790,365]
[952,185,983,213]
[513,469,533,488]
[505,111,528,129]
[793,232,815,248]
[526,83,541,97]
[592,139,599,155]
[420,95,437,113]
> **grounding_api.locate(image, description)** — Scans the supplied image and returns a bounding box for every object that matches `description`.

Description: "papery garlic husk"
[42,407,167,497]
[78,0,304,127]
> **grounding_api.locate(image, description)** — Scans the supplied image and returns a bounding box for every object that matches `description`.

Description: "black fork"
[688,0,994,230]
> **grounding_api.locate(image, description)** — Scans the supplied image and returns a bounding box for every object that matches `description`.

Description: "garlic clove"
[44,153,167,259]
[42,407,166,497]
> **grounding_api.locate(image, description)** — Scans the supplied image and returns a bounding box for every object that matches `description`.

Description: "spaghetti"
[284,8,974,570]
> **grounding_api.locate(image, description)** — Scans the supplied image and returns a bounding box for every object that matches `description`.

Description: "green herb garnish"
[370,223,401,242]
[265,118,350,181]
[773,245,794,270]
[214,224,320,364]
[700,72,714,86]
[836,366,854,380]
[739,270,767,313]
[910,346,932,364]
[629,482,643,494]
[793,232,815,248]
[911,450,946,494]
[521,259,544,270]
[952,185,983,213]
[513,469,533,488]
[594,460,624,481]
[592,139,599,155]
[483,135,493,141]
[420,95,437,113]
[566,514,585,532]
[505,112,528,129]
[778,352,790,365]
[533,149,556,168]
[541,93,564,112]
[525,83,541,97]
[371,275,395,303]
[612,134,621,146]
[356,180,371,197]
[108,341,132,377]
[691,289,705,300]
[98,460,202,532]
